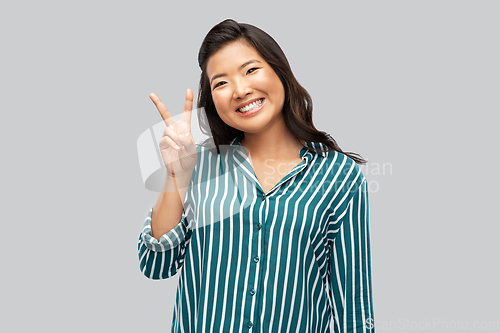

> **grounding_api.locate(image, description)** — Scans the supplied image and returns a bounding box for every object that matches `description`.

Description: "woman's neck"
[240,127,304,161]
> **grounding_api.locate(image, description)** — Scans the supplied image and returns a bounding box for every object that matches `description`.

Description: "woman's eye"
[246,67,259,75]
[214,81,226,89]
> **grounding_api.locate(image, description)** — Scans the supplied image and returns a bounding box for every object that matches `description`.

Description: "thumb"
[180,132,197,156]
[179,132,194,148]
[178,132,191,145]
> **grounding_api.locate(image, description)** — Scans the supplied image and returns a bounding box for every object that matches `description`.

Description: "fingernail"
[174,144,180,150]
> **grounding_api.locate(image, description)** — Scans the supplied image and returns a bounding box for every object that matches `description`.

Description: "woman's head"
[205,39,286,137]
[197,19,308,143]
[197,19,367,164]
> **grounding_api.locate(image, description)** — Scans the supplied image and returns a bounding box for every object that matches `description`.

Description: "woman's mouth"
[236,98,264,115]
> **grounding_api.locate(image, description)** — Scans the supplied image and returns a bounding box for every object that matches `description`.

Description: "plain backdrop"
[1,0,498,332]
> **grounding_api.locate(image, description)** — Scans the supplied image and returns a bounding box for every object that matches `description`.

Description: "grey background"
[1,0,498,332]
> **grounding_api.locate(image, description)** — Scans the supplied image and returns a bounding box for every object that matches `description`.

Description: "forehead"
[206,40,264,76]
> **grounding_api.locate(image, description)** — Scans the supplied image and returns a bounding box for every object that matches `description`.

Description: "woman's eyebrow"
[240,59,261,69]
[210,59,262,85]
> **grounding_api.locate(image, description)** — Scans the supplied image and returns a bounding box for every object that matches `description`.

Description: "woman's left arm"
[329,179,375,332]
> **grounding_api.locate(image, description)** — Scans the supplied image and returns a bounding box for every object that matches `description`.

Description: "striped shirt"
[138,134,375,333]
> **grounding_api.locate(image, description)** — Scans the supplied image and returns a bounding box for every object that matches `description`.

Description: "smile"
[237,98,264,114]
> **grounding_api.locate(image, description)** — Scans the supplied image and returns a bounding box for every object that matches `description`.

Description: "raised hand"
[149,89,197,177]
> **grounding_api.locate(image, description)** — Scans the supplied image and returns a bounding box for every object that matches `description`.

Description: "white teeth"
[238,99,263,113]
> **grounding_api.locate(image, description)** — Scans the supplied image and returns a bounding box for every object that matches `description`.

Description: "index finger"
[149,93,175,127]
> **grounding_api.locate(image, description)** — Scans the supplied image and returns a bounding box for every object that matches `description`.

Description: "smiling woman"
[139,19,375,333]
[196,20,367,166]
[206,40,286,143]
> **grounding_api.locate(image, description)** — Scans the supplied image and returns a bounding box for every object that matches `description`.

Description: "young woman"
[139,19,375,333]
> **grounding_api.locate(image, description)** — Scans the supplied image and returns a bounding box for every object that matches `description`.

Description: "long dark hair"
[197,19,366,165]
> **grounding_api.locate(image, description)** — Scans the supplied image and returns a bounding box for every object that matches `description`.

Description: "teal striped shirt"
[138,135,375,332]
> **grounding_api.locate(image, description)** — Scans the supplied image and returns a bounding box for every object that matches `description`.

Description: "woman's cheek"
[213,90,229,108]
[212,94,232,124]
[212,93,222,111]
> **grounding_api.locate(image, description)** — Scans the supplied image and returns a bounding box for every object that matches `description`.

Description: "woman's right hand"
[149,89,197,177]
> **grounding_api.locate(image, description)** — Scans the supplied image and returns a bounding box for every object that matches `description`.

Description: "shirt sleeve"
[329,178,375,332]
[137,206,193,280]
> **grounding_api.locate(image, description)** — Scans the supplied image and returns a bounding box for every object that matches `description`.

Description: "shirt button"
[257,222,262,230]
[253,256,259,263]
[247,321,253,328]
[250,288,256,295]
[261,195,266,201]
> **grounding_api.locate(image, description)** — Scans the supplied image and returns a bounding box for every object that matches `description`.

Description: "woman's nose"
[233,79,253,99]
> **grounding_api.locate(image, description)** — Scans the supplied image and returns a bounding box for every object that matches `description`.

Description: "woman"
[139,19,375,333]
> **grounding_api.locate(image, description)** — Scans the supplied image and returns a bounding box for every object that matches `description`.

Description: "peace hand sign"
[149,89,197,177]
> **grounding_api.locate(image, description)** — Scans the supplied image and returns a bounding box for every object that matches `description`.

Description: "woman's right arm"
[151,171,192,239]
[138,172,194,280]
[138,89,197,279]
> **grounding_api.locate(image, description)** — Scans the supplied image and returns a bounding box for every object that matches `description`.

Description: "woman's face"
[206,40,286,136]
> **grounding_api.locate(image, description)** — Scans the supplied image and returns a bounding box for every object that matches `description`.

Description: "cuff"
[140,207,188,252]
